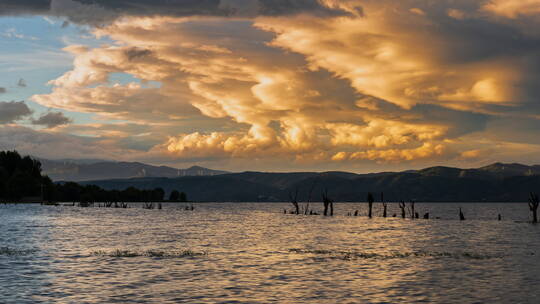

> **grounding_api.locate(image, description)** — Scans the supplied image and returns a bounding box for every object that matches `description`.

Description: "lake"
[1,202,540,303]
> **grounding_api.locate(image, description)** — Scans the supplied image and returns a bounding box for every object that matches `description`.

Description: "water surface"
[1,202,539,303]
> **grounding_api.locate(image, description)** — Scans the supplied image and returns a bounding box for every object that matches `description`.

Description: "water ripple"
[1,202,539,303]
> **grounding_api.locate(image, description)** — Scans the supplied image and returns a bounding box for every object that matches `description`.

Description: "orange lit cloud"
[256,3,522,111]
[333,143,446,163]
[24,1,540,169]
[483,0,540,18]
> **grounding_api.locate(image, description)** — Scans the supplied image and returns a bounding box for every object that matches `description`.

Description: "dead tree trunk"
[381,192,387,218]
[409,201,416,219]
[322,189,333,216]
[529,192,539,223]
[305,180,317,215]
[289,189,300,215]
[367,192,374,218]
[399,201,406,218]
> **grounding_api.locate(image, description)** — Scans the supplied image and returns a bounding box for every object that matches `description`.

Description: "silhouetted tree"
[153,188,165,201]
[179,192,187,202]
[169,190,180,201]
[0,151,46,201]
[0,150,190,206]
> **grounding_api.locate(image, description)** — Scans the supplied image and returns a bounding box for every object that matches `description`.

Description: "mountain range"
[74,162,540,202]
[40,159,228,182]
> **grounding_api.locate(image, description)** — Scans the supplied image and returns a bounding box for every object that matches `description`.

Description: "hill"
[81,163,540,202]
[40,159,228,181]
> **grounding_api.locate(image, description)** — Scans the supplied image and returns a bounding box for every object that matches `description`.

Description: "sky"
[1,0,540,172]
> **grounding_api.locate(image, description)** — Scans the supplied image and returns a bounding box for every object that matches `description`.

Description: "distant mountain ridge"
[80,162,540,202]
[40,159,229,181]
[478,163,540,177]
[409,163,540,180]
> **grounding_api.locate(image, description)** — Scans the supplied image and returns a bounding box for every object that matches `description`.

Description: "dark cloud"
[1,0,355,23]
[0,125,113,160]
[17,78,27,88]
[0,101,33,124]
[485,116,540,145]
[125,48,152,61]
[424,16,540,112]
[75,0,221,15]
[426,14,540,64]
[32,111,72,128]
[0,0,50,16]
[76,0,354,17]
[410,104,489,138]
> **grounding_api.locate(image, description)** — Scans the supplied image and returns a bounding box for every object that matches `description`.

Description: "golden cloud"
[338,142,446,163]
[29,1,540,166]
[256,4,522,111]
[483,0,540,18]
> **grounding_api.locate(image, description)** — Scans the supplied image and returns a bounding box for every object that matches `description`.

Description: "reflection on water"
[1,203,540,303]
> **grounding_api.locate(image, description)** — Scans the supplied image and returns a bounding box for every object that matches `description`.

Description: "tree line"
[0,151,188,203]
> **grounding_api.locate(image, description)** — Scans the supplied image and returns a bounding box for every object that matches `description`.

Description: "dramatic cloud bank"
[2,0,540,170]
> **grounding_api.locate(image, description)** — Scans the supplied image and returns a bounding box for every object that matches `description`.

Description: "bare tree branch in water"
[381,192,387,218]
[304,179,318,215]
[529,192,539,223]
[409,201,416,219]
[399,201,406,218]
[322,188,333,216]
[289,188,299,215]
